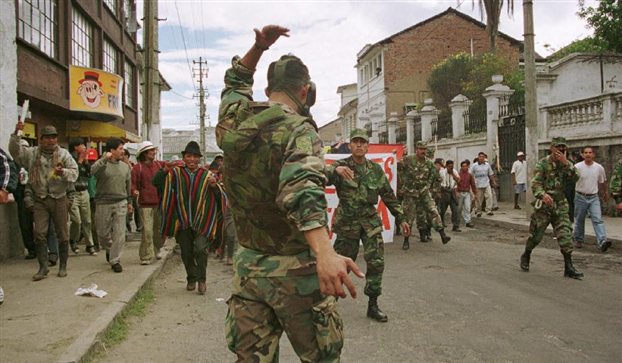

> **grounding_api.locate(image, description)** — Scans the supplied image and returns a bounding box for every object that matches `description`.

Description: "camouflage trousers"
[525,199,573,254]
[333,225,384,297]
[402,193,444,232]
[225,273,343,363]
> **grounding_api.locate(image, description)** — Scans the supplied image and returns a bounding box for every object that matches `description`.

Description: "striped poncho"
[159,166,226,239]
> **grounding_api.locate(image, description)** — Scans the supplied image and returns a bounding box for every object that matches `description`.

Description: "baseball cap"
[349,128,369,142]
[517,151,525,156]
[40,125,58,137]
[87,148,99,161]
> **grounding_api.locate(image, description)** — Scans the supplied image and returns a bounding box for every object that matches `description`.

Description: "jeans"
[458,192,472,224]
[573,193,607,246]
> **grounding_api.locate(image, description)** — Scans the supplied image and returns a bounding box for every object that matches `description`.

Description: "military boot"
[438,229,451,244]
[562,251,583,279]
[402,237,410,250]
[367,296,388,322]
[32,244,49,281]
[418,229,428,242]
[58,242,69,277]
[520,249,531,272]
[426,228,432,241]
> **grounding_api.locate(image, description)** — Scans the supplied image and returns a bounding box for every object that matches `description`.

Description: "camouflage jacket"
[398,155,440,198]
[327,156,404,228]
[610,160,622,204]
[217,56,328,277]
[531,156,578,201]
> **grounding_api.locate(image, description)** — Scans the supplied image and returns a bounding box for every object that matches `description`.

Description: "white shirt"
[511,160,527,184]
[440,168,459,189]
[470,162,493,188]
[575,161,606,195]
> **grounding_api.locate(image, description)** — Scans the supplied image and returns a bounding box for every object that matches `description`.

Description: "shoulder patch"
[295,135,313,155]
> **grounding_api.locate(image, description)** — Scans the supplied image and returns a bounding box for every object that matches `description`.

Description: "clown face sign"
[69,65,124,121]
[77,71,105,108]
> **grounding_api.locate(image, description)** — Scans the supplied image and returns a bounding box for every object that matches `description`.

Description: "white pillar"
[419,99,440,142]
[405,110,417,155]
[482,75,514,157]
[387,112,398,144]
[449,94,472,138]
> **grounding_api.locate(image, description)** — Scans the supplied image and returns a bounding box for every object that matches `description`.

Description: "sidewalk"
[475,201,622,246]
[0,232,174,363]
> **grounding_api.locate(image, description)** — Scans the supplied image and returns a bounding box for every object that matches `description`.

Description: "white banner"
[325,153,398,243]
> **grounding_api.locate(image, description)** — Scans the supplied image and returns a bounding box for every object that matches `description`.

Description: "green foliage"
[546,37,607,62]
[428,52,524,111]
[578,0,622,53]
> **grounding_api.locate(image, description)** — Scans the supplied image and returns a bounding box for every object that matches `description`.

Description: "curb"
[56,243,174,363]
[475,216,622,245]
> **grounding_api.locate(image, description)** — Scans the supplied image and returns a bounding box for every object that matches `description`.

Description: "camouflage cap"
[267,54,310,93]
[350,128,369,142]
[415,141,427,149]
[551,137,568,147]
[40,125,58,137]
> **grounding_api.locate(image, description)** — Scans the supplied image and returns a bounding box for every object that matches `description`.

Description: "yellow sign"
[69,65,124,121]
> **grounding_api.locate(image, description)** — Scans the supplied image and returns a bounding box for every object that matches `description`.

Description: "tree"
[578,0,622,53]
[462,0,515,52]
[546,37,607,62]
[428,53,474,110]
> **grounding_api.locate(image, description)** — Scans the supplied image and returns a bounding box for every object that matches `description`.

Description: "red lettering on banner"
[384,157,394,183]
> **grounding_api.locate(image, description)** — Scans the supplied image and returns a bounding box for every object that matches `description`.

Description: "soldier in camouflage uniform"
[520,137,583,279]
[611,157,622,213]
[400,141,451,247]
[217,25,363,363]
[327,128,410,322]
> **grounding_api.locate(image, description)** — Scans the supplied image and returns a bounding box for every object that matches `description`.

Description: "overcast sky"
[137,0,597,129]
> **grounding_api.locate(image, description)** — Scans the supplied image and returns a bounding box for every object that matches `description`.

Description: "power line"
[174,0,197,94]
[168,89,194,100]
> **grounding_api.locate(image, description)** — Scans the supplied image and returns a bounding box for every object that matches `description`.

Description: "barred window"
[103,39,118,74]
[124,60,134,107]
[123,0,132,29]
[71,8,93,67]
[103,0,116,14]
[17,0,58,58]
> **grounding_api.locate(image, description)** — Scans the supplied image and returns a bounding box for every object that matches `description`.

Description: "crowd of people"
[1,24,621,361]
[0,121,234,298]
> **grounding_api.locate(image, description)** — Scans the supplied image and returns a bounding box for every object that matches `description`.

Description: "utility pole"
[523,0,538,215]
[193,57,208,156]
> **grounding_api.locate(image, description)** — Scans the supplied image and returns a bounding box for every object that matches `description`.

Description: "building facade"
[15,0,142,147]
[355,7,522,143]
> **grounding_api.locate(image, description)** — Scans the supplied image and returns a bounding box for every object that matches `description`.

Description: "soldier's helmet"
[551,137,568,147]
[349,128,369,142]
[415,141,427,149]
[267,55,310,93]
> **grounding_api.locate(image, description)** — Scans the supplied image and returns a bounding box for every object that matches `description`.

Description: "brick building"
[14,0,142,146]
[355,7,522,143]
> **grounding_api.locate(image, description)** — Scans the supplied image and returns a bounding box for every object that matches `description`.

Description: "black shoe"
[520,250,531,272]
[452,226,462,232]
[25,251,37,260]
[466,223,474,228]
[418,229,428,243]
[48,253,58,267]
[402,237,410,250]
[599,241,612,253]
[492,207,499,211]
[111,263,123,273]
[562,251,583,279]
[367,297,388,323]
[70,241,80,254]
[86,246,98,256]
[487,212,494,216]
[438,229,451,244]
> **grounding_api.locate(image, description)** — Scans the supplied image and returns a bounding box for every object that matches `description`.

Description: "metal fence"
[464,101,487,134]
[432,111,453,140]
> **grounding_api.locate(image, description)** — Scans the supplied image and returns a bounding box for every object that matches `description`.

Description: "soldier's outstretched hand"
[253,25,290,50]
[316,251,364,299]
[400,222,411,237]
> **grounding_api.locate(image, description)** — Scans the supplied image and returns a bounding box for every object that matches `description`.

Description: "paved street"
[96,224,622,363]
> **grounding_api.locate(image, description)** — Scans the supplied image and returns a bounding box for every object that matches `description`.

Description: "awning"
[66,120,141,143]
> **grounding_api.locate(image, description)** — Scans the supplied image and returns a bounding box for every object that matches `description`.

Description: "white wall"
[0,2,17,148]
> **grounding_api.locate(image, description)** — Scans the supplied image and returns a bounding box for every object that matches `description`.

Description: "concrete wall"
[0,1,25,260]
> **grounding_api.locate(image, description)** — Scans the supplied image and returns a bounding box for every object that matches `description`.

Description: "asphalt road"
[97,224,622,363]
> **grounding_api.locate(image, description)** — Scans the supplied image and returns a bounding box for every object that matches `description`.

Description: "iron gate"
[498,111,525,172]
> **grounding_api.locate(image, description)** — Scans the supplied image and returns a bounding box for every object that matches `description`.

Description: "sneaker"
[156,249,163,260]
[476,213,482,218]
[466,223,474,228]
[140,260,151,265]
[70,242,80,254]
[111,263,123,273]
[599,241,612,253]
[487,212,494,216]
[0,287,4,305]
[86,246,98,256]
